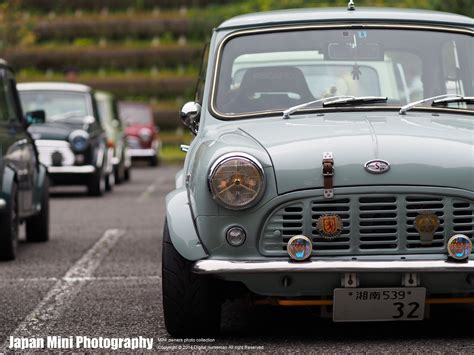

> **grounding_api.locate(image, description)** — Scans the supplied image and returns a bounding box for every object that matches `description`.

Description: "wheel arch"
[1,165,16,207]
[165,188,208,261]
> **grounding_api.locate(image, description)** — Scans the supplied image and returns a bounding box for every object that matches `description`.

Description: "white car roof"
[17,82,92,93]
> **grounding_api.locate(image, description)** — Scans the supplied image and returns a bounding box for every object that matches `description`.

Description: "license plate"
[333,287,426,322]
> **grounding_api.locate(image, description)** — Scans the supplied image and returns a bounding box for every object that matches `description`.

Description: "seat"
[224,66,314,114]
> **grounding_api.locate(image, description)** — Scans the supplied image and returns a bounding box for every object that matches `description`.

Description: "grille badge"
[316,214,343,239]
[364,159,390,174]
[287,235,312,261]
[414,213,440,245]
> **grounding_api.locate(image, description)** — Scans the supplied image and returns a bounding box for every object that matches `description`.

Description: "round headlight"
[209,153,265,210]
[138,128,153,142]
[69,130,89,152]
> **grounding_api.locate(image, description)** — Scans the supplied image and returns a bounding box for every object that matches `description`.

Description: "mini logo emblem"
[316,214,343,239]
[414,213,440,244]
[364,159,390,174]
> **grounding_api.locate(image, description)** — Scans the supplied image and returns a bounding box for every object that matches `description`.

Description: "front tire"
[0,183,19,261]
[149,155,159,167]
[105,172,114,192]
[162,220,221,336]
[88,167,105,196]
[26,176,50,242]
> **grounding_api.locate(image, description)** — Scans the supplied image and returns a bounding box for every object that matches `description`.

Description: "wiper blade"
[432,96,474,105]
[399,94,462,115]
[323,96,388,107]
[282,95,354,119]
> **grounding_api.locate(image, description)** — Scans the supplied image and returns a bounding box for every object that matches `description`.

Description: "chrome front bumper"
[48,165,96,174]
[128,148,156,158]
[193,259,474,274]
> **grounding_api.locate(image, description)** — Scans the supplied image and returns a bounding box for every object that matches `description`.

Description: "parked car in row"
[95,91,131,183]
[0,61,50,261]
[118,101,161,166]
[163,6,474,336]
[18,82,112,196]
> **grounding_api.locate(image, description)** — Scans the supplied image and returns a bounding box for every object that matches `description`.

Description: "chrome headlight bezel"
[68,130,90,152]
[208,153,266,210]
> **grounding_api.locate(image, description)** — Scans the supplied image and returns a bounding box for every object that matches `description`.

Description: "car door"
[1,69,36,216]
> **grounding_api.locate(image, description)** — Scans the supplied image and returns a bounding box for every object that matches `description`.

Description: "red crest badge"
[316,214,343,239]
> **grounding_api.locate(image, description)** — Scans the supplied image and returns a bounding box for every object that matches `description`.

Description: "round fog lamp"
[226,227,246,247]
[447,234,472,260]
[287,235,312,261]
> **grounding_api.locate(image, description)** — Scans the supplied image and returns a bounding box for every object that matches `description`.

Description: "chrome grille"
[453,200,474,239]
[35,140,75,167]
[127,136,141,149]
[260,194,473,257]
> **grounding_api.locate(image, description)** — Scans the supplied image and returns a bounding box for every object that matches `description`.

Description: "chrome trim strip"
[0,198,6,209]
[48,165,95,174]
[210,23,473,120]
[193,259,474,274]
[128,148,156,157]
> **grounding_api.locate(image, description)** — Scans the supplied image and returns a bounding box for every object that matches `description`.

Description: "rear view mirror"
[25,110,46,126]
[327,43,383,61]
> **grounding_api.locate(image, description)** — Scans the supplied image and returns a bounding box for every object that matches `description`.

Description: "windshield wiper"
[50,110,87,121]
[323,96,388,107]
[282,95,354,119]
[432,96,474,106]
[399,94,463,115]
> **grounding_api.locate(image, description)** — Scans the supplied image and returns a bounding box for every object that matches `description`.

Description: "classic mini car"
[95,91,131,183]
[163,5,474,335]
[0,61,50,261]
[118,101,161,166]
[18,82,112,196]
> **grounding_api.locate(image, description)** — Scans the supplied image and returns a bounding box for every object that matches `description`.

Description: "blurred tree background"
[0,0,472,133]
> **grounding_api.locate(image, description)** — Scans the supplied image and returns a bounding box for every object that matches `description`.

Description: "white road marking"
[136,183,157,202]
[1,229,125,351]
[136,175,167,202]
[0,276,161,283]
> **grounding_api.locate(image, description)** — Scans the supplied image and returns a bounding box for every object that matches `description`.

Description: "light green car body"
[95,91,131,182]
[166,8,474,298]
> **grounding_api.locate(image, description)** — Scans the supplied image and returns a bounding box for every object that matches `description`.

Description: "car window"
[4,82,20,122]
[214,28,473,117]
[118,103,153,125]
[19,91,92,122]
[0,73,9,121]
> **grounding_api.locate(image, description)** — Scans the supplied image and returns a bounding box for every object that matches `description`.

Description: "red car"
[118,102,161,166]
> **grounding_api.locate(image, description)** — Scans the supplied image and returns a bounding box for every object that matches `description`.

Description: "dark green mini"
[0,61,50,261]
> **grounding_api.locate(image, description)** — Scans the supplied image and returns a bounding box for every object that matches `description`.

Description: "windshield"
[118,102,153,126]
[19,91,92,122]
[214,28,473,117]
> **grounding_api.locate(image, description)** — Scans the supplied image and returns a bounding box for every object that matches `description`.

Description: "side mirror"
[180,102,201,135]
[25,110,46,126]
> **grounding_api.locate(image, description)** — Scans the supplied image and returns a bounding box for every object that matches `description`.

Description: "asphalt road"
[1,165,473,354]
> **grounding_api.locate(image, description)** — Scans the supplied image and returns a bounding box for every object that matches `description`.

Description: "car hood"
[28,122,87,141]
[235,111,474,194]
